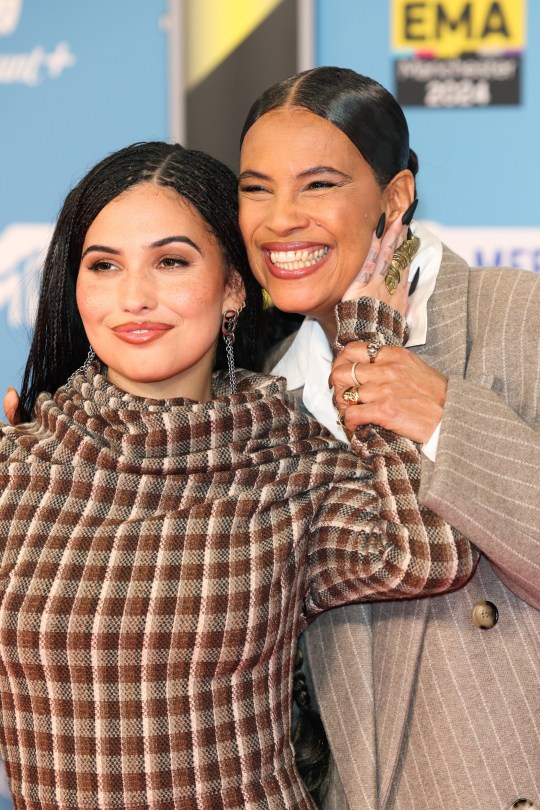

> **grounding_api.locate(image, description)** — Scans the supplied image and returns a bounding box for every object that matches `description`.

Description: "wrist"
[334,297,409,354]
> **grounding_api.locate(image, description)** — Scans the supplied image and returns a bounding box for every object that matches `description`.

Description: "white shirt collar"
[271,221,443,441]
[404,221,442,346]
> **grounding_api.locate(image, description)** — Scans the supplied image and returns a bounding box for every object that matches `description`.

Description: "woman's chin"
[266,290,329,319]
[274,299,339,324]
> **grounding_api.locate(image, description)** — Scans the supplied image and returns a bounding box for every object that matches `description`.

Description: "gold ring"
[384,234,421,294]
[351,362,360,385]
[343,386,360,404]
[337,411,346,427]
[366,339,382,364]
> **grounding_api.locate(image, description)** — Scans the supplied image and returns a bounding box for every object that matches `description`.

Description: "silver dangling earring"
[65,346,96,390]
[221,305,244,395]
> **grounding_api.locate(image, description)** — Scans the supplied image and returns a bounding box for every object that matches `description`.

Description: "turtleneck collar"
[3,365,330,477]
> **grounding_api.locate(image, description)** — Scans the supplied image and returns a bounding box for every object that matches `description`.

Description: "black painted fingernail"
[408,267,420,297]
[375,212,386,239]
[402,198,418,226]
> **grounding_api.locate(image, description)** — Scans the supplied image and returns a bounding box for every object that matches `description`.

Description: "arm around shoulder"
[305,297,476,616]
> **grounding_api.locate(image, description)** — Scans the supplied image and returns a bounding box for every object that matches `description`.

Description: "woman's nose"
[119,268,157,312]
[265,195,310,235]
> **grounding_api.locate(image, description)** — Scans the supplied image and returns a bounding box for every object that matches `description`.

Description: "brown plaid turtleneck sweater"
[0,300,474,809]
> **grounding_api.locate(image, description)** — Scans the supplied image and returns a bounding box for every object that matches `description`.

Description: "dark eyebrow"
[149,235,201,253]
[81,244,120,260]
[297,166,352,181]
[81,235,201,261]
[238,166,352,182]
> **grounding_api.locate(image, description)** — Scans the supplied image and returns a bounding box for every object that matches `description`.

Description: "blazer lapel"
[377,245,471,807]
[413,244,470,377]
[373,598,429,808]
[304,603,378,808]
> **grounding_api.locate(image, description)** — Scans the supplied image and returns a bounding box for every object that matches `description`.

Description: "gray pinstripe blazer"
[300,246,540,809]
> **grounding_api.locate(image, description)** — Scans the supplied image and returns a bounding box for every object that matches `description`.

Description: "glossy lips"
[111,322,173,345]
[263,243,330,279]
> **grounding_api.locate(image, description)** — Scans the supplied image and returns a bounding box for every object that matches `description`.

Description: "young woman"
[0,141,473,810]
[238,66,540,809]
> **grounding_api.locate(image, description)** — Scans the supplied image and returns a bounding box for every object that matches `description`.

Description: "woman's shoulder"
[469,265,540,311]
[470,263,539,287]
[234,370,346,448]
[0,388,63,464]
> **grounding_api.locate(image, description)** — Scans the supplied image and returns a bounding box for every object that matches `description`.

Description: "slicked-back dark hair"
[240,66,418,188]
[18,141,265,421]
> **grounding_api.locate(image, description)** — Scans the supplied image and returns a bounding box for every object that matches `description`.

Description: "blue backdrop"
[0,1,538,805]
[316,0,540,268]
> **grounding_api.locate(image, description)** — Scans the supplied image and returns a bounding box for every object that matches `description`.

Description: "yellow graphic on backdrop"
[187,0,283,88]
[392,0,525,57]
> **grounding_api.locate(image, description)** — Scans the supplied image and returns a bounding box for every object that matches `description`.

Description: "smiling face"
[76,182,243,401]
[239,108,408,336]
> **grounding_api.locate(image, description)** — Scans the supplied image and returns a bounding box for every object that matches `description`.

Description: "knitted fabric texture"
[0,299,474,810]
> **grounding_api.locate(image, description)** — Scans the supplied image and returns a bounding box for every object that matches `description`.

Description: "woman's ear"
[224,268,246,312]
[383,170,416,225]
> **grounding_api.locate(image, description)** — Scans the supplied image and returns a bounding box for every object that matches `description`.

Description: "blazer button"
[472,600,498,629]
[510,800,537,809]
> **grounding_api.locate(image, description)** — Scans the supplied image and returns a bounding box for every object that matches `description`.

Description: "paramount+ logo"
[0,0,76,85]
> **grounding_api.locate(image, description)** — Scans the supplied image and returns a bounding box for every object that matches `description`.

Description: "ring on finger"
[343,385,360,404]
[351,362,360,386]
[366,339,383,364]
[384,235,421,295]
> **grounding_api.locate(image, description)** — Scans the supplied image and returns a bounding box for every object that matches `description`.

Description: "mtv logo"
[0,0,22,36]
[0,223,53,327]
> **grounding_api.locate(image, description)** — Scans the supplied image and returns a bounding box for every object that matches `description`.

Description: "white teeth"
[269,246,328,268]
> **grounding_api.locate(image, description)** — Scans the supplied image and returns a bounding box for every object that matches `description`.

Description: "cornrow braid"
[17,142,266,421]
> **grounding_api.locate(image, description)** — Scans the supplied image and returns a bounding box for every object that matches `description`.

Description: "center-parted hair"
[18,142,265,421]
[241,66,418,188]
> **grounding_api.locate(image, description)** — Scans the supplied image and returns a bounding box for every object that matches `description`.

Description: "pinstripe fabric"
[302,248,540,809]
[0,299,474,810]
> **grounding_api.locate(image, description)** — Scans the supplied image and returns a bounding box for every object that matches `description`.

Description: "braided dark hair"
[17,142,265,421]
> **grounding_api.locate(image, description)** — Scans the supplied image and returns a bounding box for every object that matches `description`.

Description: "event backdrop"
[317,0,540,270]
[184,0,313,171]
[0,1,539,801]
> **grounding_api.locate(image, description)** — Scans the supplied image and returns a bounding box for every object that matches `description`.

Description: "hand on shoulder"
[3,388,19,425]
[331,342,447,445]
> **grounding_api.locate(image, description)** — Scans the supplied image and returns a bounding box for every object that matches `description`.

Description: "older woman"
[238,66,540,810]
